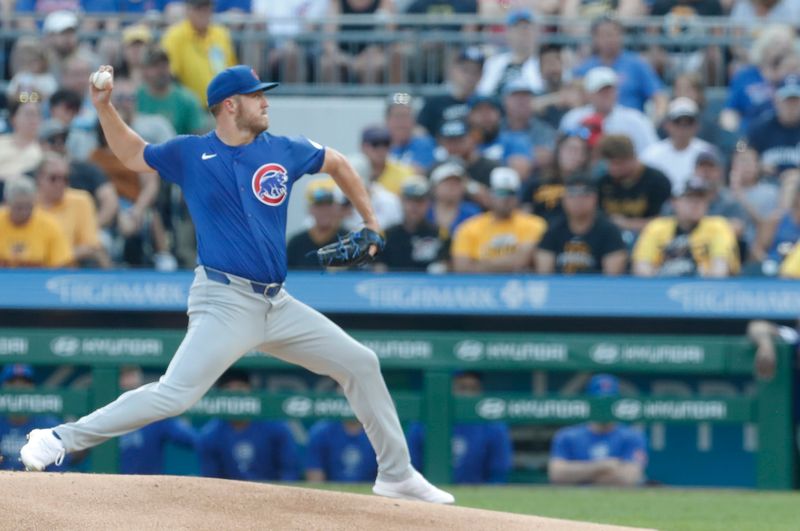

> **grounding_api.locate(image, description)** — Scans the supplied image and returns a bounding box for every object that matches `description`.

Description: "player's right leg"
[20,268,267,471]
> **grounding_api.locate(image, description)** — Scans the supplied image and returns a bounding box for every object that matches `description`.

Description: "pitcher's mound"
[0,472,648,530]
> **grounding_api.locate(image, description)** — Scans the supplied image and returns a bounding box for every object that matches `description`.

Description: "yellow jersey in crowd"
[0,206,72,267]
[451,211,547,261]
[39,189,101,250]
[161,20,237,106]
[633,216,740,276]
[780,243,800,278]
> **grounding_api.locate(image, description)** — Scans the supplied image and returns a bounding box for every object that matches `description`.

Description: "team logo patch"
[252,163,289,206]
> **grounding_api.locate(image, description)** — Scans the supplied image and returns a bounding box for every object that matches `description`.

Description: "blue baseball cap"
[506,9,533,26]
[468,94,502,110]
[586,374,620,397]
[206,65,278,107]
[777,75,800,100]
[1,364,34,384]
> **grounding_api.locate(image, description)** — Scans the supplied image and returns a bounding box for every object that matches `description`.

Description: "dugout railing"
[0,328,793,489]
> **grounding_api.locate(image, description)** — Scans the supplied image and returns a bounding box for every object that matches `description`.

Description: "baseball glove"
[313,228,386,268]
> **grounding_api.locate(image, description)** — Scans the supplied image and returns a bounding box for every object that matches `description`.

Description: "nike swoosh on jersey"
[201,153,217,160]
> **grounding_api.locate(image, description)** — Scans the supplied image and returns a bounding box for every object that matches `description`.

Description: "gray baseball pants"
[55,266,412,482]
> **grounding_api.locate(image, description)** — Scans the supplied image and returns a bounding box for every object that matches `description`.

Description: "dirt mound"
[0,472,647,530]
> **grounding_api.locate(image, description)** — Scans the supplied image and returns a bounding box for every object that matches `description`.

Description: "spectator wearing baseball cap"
[160,0,238,105]
[747,75,800,179]
[690,149,749,246]
[435,120,498,206]
[559,66,658,156]
[633,176,740,277]
[118,25,154,86]
[537,174,627,275]
[640,97,714,195]
[287,177,346,270]
[451,166,547,273]
[476,9,544,98]
[417,47,484,137]
[137,45,207,136]
[377,175,447,272]
[0,364,71,472]
[501,77,557,173]
[574,14,667,117]
[41,10,88,72]
[359,125,416,198]
[468,93,534,181]
[426,160,482,239]
[385,93,437,173]
[548,373,648,487]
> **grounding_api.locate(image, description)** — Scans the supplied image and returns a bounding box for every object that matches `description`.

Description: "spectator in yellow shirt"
[632,177,740,277]
[36,153,110,268]
[779,242,800,278]
[161,0,237,106]
[452,167,547,273]
[0,176,72,268]
[360,125,415,197]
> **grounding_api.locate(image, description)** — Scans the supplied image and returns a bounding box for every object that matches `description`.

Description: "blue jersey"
[479,132,533,165]
[119,418,198,475]
[0,416,69,471]
[550,423,647,464]
[746,112,800,175]
[408,422,512,484]
[574,52,664,112]
[198,419,299,481]
[143,131,326,283]
[725,65,774,134]
[390,136,437,171]
[426,201,481,238]
[305,421,377,482]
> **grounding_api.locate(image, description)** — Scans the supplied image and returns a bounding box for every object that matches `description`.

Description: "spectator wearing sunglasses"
[519,127,592,223]
[35,152,109,268]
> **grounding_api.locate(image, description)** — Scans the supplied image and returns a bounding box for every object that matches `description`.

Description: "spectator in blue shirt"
[305,419,378,483]
[0,365,69,471]
[746,75,800,180]
[408,371,512,484]
[548,374,647,486]
[117,366,198,475]
[198,369,300,481]
[426,160,482,240]
[468,95,533,181]
[574,15,667,120]
[386,93,436,174]
[501,77,557,173]
[720,25,797,135]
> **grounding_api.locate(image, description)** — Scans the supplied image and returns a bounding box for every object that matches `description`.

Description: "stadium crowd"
[1,3,799,276]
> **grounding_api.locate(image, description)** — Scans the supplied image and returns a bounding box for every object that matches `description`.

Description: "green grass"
[306,483,800,531]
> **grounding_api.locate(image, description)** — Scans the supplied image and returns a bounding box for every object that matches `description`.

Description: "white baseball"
[90,71,113,90]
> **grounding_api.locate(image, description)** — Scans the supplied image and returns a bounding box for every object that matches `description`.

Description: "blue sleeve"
[502,133,533,161]
[165,418,198,449]
[637,58,664,100]
[411,136,437,170]
[407,422,424,472]
[198,425,224,478]
[725,71,749,112]
[305,422,326,473]
[621,429,648,464]
[81,0,117,12]
[550,428,572,460]
[287,136,326,182]
[143,136,190,185]
[486,423,512,484]
[15,0,36,11]
[274,423,300,480]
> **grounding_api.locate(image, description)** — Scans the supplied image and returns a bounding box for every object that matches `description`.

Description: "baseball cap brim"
[241,82,280,95]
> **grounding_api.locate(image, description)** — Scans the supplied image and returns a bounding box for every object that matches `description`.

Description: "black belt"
[203,267,283,298]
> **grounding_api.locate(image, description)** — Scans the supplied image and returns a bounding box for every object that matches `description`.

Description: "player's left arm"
[320,148,380,233]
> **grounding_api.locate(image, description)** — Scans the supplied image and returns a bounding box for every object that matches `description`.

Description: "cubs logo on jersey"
[252,163,289,206]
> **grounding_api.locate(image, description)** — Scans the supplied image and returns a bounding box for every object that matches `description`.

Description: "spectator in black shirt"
[537,175,628,275]
[417,48,484,137]
[435,119,497,208]
[377,176,446,272]
[596,134,672,243]
[287,178,346,270]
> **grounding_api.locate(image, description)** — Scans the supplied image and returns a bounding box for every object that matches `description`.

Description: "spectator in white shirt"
[640,97,712,194]
[559,67,658,156]
[476,9,544,97]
